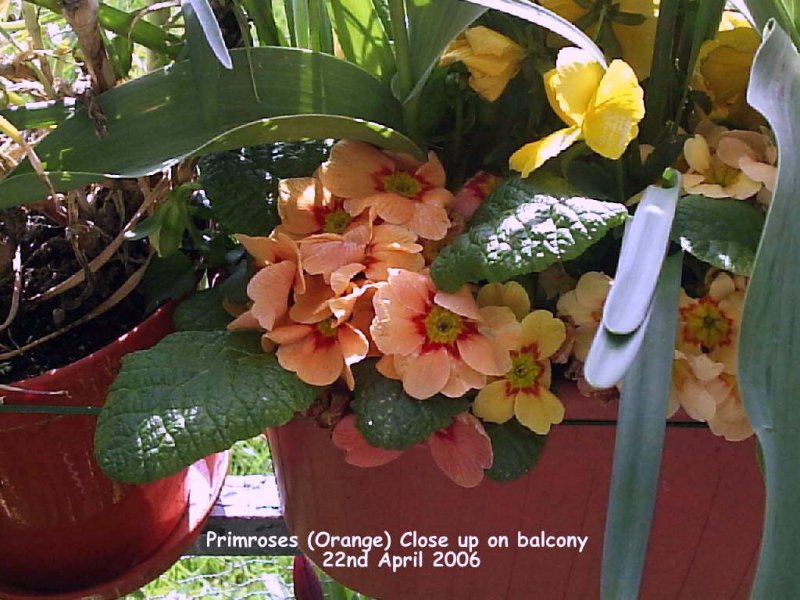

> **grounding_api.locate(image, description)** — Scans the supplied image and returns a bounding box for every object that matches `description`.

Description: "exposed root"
[30,177,168,304]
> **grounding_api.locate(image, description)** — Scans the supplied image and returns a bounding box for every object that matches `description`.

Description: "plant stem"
[0,403,101,415]
[22,3,57,99]
[389,0,413,99]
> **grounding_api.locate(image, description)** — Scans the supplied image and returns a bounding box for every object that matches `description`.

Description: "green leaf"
[174,288,234,331]
[671,194,765,275]
[239,0,284,46]
[182,0,225,127]
[328,0,395,80]
[141,252,197,313]
[95,331,318,483]
[351,360,470,450]
[602,172,681,335]
[738,22,800,598]
[430,177,628,292]
[601,251,683,600]
[198,151,280,237]
[461,0,606,66]
[242,139,331,178]
[483,420,547,482]
[1,47,416,208]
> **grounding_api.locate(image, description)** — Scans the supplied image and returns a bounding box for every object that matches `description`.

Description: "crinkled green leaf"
[95,331,317,483]
[430,177,628,292]
[671,194,765,275]
[738,21,800,598]
[483,419,547,482]
[142,252,197,313]
[198,151,279,237]
[351,360,470,450]
[242,139,332,178]
[174,289,233,332]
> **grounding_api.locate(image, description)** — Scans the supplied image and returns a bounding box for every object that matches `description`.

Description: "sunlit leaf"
[601,252,683,600]
[1,48,414,208]
[738,21,800,598]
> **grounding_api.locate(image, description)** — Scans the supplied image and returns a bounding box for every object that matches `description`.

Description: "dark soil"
[0,187,150,384]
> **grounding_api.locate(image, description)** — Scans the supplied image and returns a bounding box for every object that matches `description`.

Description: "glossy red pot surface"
[268,385,764,600]
[0,303,188,593]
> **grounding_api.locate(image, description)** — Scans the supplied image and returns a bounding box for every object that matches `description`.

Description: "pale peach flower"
[556,271,612,361]
[682,121,776,201]
[370,269,520,399]
[319,140,452,241]
[708,374,753,441]
[678,272,745,375]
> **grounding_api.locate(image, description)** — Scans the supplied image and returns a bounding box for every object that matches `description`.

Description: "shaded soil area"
[0,188,149,384]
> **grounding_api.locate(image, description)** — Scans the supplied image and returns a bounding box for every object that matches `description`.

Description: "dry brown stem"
[60,0,116,94]
[30,177,169,304]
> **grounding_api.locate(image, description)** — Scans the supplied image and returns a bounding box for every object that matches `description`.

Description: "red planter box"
[269,385,764,600]
[0,304,228,599]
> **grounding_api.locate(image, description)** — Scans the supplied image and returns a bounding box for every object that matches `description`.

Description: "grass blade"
[601,251,683,600]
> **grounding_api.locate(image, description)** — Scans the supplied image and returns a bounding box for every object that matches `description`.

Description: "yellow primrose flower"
[440,26,525,102]
[539,0,658,80]
[692,25,761,128]
[472,310,566,435]
[510,47,644,177]
[476,281,531,321]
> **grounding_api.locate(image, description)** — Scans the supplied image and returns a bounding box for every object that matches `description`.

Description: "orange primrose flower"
[319,140,453,241]
[371,269,520,400]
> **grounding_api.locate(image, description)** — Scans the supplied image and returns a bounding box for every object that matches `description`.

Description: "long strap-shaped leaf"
[0,47,419,208]
[601,251,683,600]
[738,21,800,599]
[584,173,681,388]
[603,172,681,335]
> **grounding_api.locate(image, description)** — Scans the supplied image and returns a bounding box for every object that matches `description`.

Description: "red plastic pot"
[0,304,228,599]
[268,385,764,600]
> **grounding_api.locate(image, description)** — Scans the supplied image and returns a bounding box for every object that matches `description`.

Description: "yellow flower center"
[323,209,352,234]
[680,297,733,349]
[506,352,542,390]
[382,172,422,198]
[316,318,339,339]
[710,157,742,187]
[424,306,464,344]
